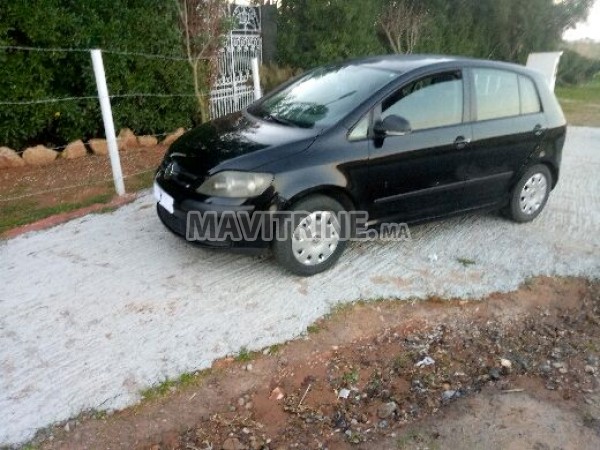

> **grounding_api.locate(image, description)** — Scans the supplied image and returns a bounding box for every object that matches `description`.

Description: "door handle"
[533,124,546,136]
[455,136,471,150]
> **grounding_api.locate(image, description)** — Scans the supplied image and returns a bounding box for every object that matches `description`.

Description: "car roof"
[345,54,534,76]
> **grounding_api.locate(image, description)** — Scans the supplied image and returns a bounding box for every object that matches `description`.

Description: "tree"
[378,0,428,54]
[175,0,230,123]
[278,0,386,69]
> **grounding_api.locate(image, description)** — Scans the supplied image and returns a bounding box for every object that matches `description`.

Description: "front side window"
[382,71,464,131]
[473,68,520,121]
[348,115,370,141]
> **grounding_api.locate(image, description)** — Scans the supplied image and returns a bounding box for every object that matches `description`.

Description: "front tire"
[507,164,552,223]
[273,195,347,276]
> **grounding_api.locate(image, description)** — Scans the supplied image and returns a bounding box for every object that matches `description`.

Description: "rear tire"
[273,195,347,276]
[507,164,552,223]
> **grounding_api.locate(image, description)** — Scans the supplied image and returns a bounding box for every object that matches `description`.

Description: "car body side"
[155,57,567,248]
[257,59,566,224]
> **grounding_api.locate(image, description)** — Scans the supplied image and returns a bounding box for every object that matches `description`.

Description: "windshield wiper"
[264,113,297,127]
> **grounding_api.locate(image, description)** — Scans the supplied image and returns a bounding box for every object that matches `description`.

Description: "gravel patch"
[1,127,599,446]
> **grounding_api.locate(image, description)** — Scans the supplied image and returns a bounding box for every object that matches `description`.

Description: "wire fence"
[0,42,260,229]
[0,45,200,210]
[0,168,157,203]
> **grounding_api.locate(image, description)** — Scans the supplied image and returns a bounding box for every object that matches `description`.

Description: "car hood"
[164,112,320,176]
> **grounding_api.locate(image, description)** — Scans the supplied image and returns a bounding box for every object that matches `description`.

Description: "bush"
[0,0,198,151]
[259,64,303,94]
[557,49,600,85]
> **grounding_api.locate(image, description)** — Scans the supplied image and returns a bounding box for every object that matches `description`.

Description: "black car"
[154,55,566,276]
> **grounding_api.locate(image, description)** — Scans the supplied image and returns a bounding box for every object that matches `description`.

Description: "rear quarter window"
[519,75,542,115]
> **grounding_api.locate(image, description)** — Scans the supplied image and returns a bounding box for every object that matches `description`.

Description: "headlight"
[196,171,273,198]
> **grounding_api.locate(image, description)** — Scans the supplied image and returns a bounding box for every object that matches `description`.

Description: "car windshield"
[248,65,400,128]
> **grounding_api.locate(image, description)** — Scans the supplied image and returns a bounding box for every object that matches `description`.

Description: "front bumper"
[155,181,271,251]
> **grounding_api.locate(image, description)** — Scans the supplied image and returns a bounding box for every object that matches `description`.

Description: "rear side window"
[519,75,542,115]
[382,71,463,131]
[473,69,520,120]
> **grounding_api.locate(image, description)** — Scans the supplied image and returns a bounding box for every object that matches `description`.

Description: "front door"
[368,70,472,223]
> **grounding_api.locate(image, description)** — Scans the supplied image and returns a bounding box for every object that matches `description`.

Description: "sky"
[563,0,600,41]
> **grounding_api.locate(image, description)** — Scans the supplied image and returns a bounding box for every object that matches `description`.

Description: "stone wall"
[0,128,185,170]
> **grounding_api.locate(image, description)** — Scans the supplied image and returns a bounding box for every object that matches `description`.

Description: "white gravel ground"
[1,127,599,446]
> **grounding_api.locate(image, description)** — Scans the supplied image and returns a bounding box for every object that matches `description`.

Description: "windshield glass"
[248,65,400,128]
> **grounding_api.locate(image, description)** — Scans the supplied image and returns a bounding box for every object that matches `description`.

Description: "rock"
[539,362,552,374]
[514,355,530,372]
[222,437,245,450]
[377,401,397,419]
[238,397,246,406]
[500,358,512,369]
[585,365,596,374]
[378,420,389,429]
[62,140,87,159]
[0,146,25,168]
[161,127,185,147]
[22,145,58,166]
[559,367,568,374]
[552,362,564,369]
[586,355,599,366]
[489,368,501,381]
[269,387,285,401]
[117,128,137,151]
[137,135,158,147]
[245,363,253,371]
[442,390,459,401]
[338,388,350,399]
[415,356,435,368]
[89,139,108,156]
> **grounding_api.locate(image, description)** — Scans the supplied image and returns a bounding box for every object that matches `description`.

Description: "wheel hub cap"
[519,173,548,215]
[291,211,340,266]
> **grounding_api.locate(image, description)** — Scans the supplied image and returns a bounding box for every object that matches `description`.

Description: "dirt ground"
[0,145,165,234]
[23,277,599,450]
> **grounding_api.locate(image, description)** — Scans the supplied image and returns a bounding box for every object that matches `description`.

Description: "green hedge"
[557,50,600,85]
[0,0,198,151]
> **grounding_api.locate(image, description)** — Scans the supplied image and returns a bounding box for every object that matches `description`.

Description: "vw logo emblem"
[164,162,176,179]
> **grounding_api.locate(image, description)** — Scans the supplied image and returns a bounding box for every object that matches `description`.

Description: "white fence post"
[90,49,125,196]
[251,57,262,101]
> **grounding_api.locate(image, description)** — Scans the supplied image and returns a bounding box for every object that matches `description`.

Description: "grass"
[556,79,600,127]
[342,368,359,385]
[0,193,113,235]
[306,324,321,334]
[456,257,477,267]
[140,369,210,401]
[0,170,155,235]
[235,346,255,362]
[267,343,283,354]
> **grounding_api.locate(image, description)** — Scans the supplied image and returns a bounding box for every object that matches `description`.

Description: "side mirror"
[373,115,412,137]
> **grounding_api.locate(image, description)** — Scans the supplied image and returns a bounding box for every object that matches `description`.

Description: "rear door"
[367,70,472,223]
[463,68,547,209]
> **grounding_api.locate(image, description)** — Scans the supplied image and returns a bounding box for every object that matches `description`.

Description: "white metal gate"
[210,4,262,119]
